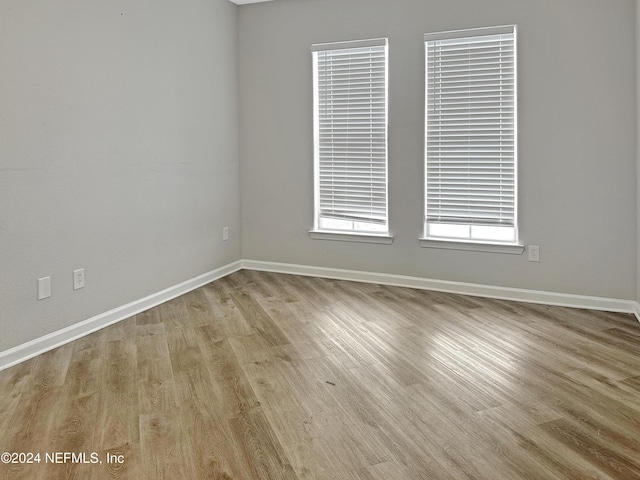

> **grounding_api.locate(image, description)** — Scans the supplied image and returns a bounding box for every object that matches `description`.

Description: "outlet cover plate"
[38,276,51,300]
[73,269,85,290]
[528,245,540,262]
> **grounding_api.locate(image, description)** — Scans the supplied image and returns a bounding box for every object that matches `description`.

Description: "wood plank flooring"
[1,270,640,479]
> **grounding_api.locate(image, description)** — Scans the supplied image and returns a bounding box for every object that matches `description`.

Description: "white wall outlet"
[528,245,540,262]
[38,276,51,300]
[223,227,229,241]
[73,268,85,290]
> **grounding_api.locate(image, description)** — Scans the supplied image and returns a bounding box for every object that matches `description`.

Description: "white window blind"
[312,38,389,233]
[425,25,517,243]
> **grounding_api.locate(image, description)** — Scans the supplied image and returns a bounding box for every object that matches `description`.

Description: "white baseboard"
[2,258,637,372]
[0,261,242,372]
[241,259,638,315]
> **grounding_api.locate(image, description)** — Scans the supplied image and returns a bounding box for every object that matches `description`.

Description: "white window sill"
[419,237,524,255]
[309,230,394,245]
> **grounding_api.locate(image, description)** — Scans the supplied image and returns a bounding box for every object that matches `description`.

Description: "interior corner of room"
[1,0,639,364]
[3,1,640,478]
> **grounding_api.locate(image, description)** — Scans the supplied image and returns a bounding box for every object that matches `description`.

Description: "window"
[311,38,389,238]
[424,26,518,245]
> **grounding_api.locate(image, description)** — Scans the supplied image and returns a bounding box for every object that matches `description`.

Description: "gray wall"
[637,0,640,306]
[239,0,637,300]
[1,0,637,355]
[0,0,240,351]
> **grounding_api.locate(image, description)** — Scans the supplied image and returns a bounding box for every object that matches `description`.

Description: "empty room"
[1,0,640,478]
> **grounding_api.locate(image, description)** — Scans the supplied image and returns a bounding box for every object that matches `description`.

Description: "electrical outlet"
[528,245,540,262]
[38,276,51,300]
[73,268,84,290]
[223,227,229,241]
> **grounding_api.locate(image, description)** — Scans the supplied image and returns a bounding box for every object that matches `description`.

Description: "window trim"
[419,237,524,254]
[311,37,390,238]
[309,230,394,245]
[422,25,519,248]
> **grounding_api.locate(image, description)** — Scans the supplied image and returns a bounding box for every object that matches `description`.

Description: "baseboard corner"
[0,260,242,372]
[240,259,637,316]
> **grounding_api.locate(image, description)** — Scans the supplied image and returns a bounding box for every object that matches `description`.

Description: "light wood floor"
[1,270,640,479]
